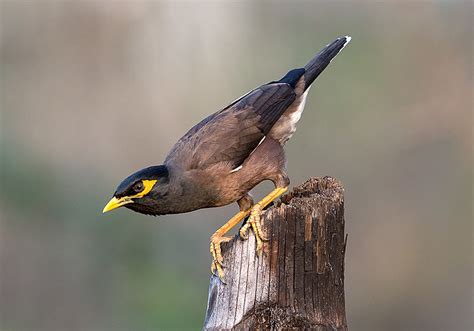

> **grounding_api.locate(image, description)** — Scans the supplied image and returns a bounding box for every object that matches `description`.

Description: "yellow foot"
[239,203,268,254]
[210,235,232,281]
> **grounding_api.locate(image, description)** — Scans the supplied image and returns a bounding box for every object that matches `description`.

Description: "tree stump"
[203,177,347,330]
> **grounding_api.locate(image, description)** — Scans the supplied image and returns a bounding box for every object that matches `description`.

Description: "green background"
[1,1,472,330]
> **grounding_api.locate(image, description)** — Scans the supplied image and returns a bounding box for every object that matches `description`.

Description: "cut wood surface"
[203,177,347,330]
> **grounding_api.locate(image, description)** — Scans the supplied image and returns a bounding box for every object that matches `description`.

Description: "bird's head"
[103,165,169,215]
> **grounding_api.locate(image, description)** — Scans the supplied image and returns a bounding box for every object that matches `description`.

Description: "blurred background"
[0,1,472,330]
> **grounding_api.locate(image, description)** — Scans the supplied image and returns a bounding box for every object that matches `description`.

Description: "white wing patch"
[229,136,266,173]
[230,165,243,173]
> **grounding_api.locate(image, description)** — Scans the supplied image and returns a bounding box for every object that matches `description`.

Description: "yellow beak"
[102,197,133,213]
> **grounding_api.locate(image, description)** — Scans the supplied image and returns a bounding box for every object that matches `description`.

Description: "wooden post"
[203,177,347,330]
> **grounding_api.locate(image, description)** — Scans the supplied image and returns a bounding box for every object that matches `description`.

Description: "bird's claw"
[239,204,268,255]
[239,223,250,240]
[210,235,232,281]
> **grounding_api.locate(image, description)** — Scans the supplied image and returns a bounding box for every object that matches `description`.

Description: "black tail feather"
[303,36,351,90]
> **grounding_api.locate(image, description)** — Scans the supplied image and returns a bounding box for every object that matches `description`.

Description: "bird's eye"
[133,182,144,193]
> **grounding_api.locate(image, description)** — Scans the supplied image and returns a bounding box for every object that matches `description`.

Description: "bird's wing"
[165,82,296,170]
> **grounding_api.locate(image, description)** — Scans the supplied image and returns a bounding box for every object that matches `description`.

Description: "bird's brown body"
[103,36,351,279]
[161,136,287,213]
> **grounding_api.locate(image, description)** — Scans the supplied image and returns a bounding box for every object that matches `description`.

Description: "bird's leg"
[240,186,288,254]
[210,209,250,281]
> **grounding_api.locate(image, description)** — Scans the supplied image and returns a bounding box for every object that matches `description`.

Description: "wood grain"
[204,177,347,330]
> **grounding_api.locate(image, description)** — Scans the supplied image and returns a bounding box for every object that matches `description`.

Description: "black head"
[103,165,170,215]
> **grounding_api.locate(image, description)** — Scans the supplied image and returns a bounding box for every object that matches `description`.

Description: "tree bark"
[203,177,347,330]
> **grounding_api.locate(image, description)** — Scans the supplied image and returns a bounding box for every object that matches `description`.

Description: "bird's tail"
[302,36,351,91]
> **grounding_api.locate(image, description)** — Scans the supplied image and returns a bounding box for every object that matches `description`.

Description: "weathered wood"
[204,177,347,330]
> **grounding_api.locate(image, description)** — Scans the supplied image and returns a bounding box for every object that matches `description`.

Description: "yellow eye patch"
[102,179,157,213]
[129,179,158,199]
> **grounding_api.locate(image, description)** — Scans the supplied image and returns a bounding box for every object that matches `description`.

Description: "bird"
[103,36,351,280]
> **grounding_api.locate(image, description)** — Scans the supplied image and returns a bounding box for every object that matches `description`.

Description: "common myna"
[103,36,351,279]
